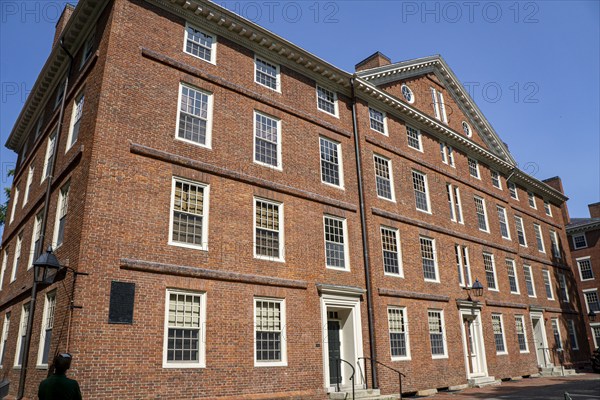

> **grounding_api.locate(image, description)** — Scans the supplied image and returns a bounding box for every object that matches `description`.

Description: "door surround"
[458,305,488,379]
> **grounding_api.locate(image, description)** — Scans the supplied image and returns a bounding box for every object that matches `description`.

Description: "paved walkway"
[420,374,600,399]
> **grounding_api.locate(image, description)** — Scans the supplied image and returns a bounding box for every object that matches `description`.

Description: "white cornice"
[566,221,600,234]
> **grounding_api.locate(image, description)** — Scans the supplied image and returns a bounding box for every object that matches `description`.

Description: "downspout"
[16,37,74,400]
[350,77,378,388]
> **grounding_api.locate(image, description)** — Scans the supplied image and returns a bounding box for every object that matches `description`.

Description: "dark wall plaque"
[108,281,135,324]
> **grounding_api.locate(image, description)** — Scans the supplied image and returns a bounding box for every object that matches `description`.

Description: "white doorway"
[459,308,488,379]
[531,312,551,367]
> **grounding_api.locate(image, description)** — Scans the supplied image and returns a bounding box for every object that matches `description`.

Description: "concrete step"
[468,376,501,388]
[538,366,577,377]
[328,388,399,399]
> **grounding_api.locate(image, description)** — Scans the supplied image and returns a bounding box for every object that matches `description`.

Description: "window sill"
[254,361,288,368]
[175,136,212,150]
[431,355,449,360]
[391,356,411,362]
[253,160,283,172]
[254,255,285,264]
[384,272,404,279]
[326,266,350,272]
[321,181,345,191]
[168,241,208,252]
[162,363,206,369]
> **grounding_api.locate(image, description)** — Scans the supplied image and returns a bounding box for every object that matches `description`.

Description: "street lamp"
[33,246,62,284]
[589,310,597,322]
[463,278,484,301]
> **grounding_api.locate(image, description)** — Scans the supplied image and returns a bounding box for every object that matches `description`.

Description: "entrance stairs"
[538,365,577,377]
[328,388,398,400]
[467,376,501,388]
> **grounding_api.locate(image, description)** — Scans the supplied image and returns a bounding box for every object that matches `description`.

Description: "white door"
[531,314,551,367]
[460,310,487,378]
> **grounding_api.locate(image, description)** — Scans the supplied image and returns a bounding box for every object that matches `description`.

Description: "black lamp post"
[589,310,597,322]
[464,278,484,301]
[17,246,62,399]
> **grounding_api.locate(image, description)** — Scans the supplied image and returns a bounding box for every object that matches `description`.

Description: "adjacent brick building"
[0,0,590,398]
[567,202,600,353]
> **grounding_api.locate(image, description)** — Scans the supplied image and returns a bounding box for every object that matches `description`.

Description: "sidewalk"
[419,373,600,399]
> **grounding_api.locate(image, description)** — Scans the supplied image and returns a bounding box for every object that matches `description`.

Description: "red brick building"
[0,0,590,398]
[567,202,600,353]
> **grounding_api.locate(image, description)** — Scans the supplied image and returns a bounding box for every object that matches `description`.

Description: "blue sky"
[1,0,599,238]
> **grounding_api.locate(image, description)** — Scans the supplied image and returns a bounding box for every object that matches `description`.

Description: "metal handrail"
[329,357,355,400]
[359,357,405,400]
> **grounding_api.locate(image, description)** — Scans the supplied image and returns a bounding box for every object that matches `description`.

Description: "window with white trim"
[319,137,343,188]
[41,129,57,182]
[369,107,387,135]
[0,313,10,366]
[462,121,472,137]
[550,230,561,259]
[497,205,510,239]
[34,114,44,140]
[81,31,95,68]
[515,216,527,247]
[388,307,410,359]
[440,142,454,167]
[254,111,281,169]
[401,84,414,103]
[420,237,438,282]
[527,192,536,209]
[572,234,587,250]
[324,215,348,270]
[374,155,394,201]
[10,231,23,283]
[9,185,19,224]
[506,259,519,294]
[412,170,430,213]
[542,270,554,300]
[170,178,208,249]
[515,316,528,352]
[23,163,34,206]
[14,302,30,367]
[533,223,545,253]
[177,84,213,148]
[508,181,518,199]
[381,227,402,276]
[430,88,447,123]
[446,184,463,223]
[584,290,600,313]
[551,318,562,350]
[254,56,280,91]
[544,201,552,217]
[0,248,8,290]
[254,198,283,261]
[577,257,594,281]
[428,310,446,357]
[37,291,56,367]
[28,211,43,269]
[483,252,497,290]
[184,23,216,63]
[474,196,489,232]
[492,314,507,354]
[567,320,578,350]
[164,289,206,367]
[455,244,471,287]
[468,158,480,178]
[316,85,337,116]
[53,182,70,248]
[491,170,502,189]
[406,126,422,150]
[524,264,536,297]
[255,298,286,365]
[558,272,569,302]
[592,325,600,349]
[66,92,84,149]
[54,77,66,109]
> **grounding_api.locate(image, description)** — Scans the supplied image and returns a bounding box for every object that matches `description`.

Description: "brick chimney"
[53,4,76,48]
[542,176,570,223]
[355,51,392,72]
[589,202,600,218]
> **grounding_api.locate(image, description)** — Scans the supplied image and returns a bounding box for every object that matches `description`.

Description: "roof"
[566,217,600,233]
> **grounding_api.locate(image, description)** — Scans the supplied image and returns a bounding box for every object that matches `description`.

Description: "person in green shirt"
[38,353,82,400]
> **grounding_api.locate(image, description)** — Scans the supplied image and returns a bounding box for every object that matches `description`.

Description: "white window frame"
[544,201,552,217]
[542,269,554,300]
[28,211,43,270]
[497,205,510,240]
[406,125,422,151]
[583,289,600,314]
[447,184,463,224]
[527,192,537,209]
[253,198,284,262]
[175,83,214,149]
[506,259,520,294]
[374,154,395,202]
[9,185,19,224]
[524,264,536,298]
[483,252,498,291]
[401,84,415,103]
[577,257,594,281]
[492,314,508,355]
[515,315,529,353]
[54,78,66,110]
[36,291,56,367]
[41,129,57,183]
[468,158,480,179]
[430,88,447,123]
[323,215,349,271]
[515,216,527,247]
[66,91,85,151]
[14,303,30,368]
[183,22,217,64]
[254,297,287,367]
[551,318,563,350]
[369,107,388,135]
[381,226,403,278]
[0,313,10,367]
[428,309,448,359]
[253,111,282,170]
[52,181,70,249]
[0,248,8,290]
[23,163,34,207]
[168,177,210,251]
[388,306,411,361]
[412,170,431,214]
[316,85,338,117]
[508,181,519,200]
[254,55,281,92]
[550,230,561,259]
[474,196,489,232]
[80,30,95,69]
[593,323,600,349]
[567,319,579,351]
[572,234,588,250]
[319,136,344,189]
[440,142,455,167]
[533,223,545,253]
[558,272,569,303]
[163,289,207,368]
[455,244,471,287]
[420,236,439,283]
[491,170,502,189]
[462,121,472,137]
[10,231,23,283]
